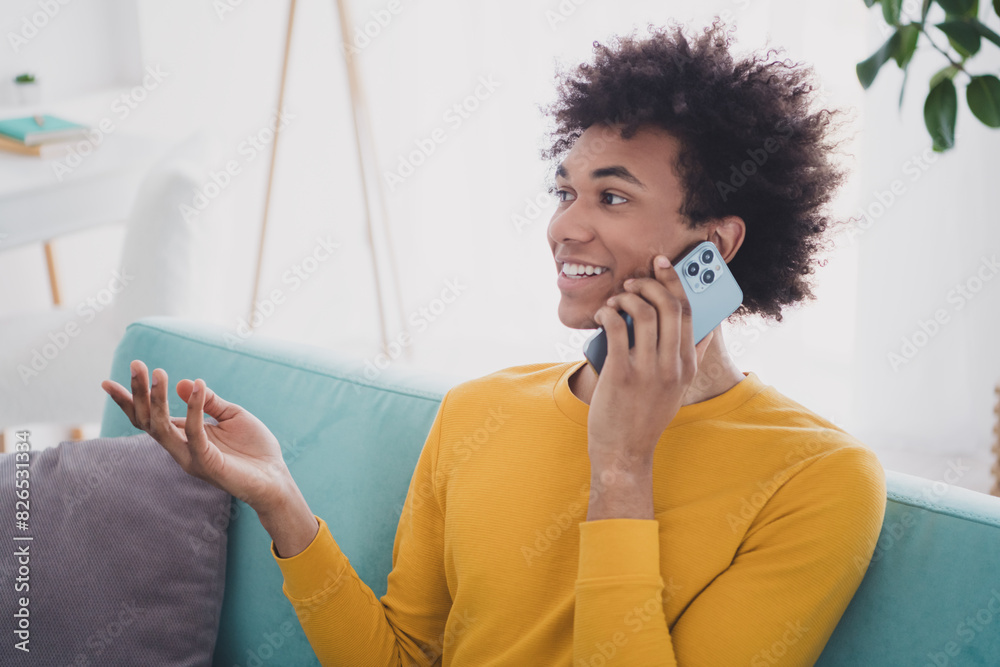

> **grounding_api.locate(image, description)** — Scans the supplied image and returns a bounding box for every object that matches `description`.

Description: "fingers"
[604,292,656,367]
[148,367,172,437]
[651,255,692,362]
[101,359,156,432]
[105,361,236,440]
[595,306,630,376]
[103,360,188,456]
[101,379,137,426]
[195,383,242,423]
[130,360,151,430]
[605,254,699,378]
[184,379,207,463]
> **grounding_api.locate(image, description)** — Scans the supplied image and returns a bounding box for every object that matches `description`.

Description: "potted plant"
[13,72,40,105]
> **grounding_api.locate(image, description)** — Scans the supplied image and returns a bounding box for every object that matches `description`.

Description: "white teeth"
[562,263,607,276]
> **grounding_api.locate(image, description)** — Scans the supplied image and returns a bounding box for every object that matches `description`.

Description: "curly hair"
[538,18,853,325]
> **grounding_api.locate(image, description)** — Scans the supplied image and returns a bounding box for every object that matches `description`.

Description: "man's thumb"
[177,378,235,422]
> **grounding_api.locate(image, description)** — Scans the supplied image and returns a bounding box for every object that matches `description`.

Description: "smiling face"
[547,122,712,330]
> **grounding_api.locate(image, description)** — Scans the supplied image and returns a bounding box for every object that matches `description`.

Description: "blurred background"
[0,0,997,493]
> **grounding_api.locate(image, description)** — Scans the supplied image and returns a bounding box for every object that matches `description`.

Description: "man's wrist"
[258,477,320,558]
[587,465,655,521]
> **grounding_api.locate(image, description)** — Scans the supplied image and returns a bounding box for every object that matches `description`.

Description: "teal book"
[0,115,90,146]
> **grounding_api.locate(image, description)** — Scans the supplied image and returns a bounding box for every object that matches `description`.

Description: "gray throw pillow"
[0,429,231,665]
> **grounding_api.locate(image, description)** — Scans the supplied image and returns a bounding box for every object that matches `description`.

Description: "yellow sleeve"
[575,518,678,663]
[574,446,886,666]
[674,445,886,665]
[270,395,453,666]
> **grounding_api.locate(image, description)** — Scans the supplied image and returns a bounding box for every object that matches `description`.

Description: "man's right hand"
[101,359,296,514]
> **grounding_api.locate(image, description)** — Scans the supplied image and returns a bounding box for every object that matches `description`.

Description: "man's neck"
[569,327,744,407]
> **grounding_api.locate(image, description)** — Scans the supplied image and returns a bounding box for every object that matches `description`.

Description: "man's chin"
[557,305,601,330]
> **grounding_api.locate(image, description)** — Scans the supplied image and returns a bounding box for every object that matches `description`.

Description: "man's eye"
[549,188,625,205]
[553,188,575,203]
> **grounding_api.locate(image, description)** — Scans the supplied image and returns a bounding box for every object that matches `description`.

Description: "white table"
[0,91,168,304]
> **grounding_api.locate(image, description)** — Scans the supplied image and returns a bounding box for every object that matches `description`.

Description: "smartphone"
[582,240,743,375]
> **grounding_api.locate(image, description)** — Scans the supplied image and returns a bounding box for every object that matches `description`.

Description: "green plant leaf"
[924,77,958,151]
[937,20,982,54]
[864,0,877,7]
[929,63,961,88]
[883,0,903,23]
[936,0,977,15]
[994,0,999,17]
[857,31,902,89]
[967,74,1000,127]
[894,25,918,111]
[972,18,1000,47]
[894,23,921,67]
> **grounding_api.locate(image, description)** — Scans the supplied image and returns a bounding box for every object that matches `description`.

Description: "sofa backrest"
[100,317,1000,666]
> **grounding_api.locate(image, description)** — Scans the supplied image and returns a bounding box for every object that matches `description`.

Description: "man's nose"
[547,204,595,246]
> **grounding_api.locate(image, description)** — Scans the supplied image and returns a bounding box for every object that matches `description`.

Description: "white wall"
[849,5,1000,492]
[0,0,142,106]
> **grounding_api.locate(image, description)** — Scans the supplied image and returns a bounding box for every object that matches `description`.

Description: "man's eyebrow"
[554,163,646,190]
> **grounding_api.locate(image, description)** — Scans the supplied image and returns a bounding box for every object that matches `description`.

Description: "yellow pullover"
[271,361,886,666]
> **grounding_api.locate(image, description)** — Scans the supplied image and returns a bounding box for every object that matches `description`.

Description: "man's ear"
[707,215,746,263]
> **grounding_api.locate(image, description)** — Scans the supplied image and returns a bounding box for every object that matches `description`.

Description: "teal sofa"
[98,317,1000,666]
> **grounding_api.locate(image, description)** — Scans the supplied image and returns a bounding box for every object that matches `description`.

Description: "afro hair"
[539,17,854,324]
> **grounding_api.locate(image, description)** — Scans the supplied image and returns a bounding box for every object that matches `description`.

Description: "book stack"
[0,115,90,156]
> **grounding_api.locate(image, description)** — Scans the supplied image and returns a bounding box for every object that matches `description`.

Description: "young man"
[103,19,886,666]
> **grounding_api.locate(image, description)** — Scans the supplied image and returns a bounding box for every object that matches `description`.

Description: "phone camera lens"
[686,262,700,276]
[701,249,714,264]
[702,269,715,284]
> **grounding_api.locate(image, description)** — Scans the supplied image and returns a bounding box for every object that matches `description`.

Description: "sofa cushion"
[0,430,231,665]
